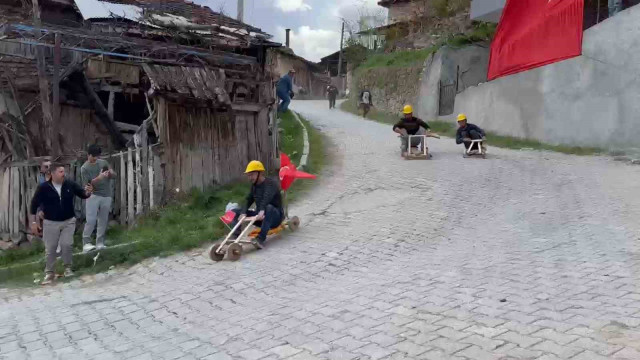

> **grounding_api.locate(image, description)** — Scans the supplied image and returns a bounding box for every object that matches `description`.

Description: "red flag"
[279,165,317,191]
[220,210,236,225]
[280,153,292,168]
[488,0,584,80]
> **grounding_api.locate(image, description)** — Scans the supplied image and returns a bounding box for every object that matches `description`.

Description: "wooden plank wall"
[0,145,163,242]
[156,98,272,192]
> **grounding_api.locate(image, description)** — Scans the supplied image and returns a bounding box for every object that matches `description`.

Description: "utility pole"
[237,0,244,22]
[337,21,345,93]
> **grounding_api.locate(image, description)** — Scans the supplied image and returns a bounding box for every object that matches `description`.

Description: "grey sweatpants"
[400,127,426,152]
[83,195,112,246]
[43,218,75,274]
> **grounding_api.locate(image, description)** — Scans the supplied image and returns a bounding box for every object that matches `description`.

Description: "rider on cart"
[455,113,486,154]
[393,105,431,157]
[230,160,284,249]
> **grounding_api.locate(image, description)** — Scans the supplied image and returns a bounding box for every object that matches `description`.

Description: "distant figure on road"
[30,163,93,285]
[456,113,486,153]
[276,69,295,114]
[359,89,373,118]
[327,85,339,109]
[393,105,431,157]
[609,0,622,17]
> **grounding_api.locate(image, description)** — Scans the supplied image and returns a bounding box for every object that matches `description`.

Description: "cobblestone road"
[2,100,640,360]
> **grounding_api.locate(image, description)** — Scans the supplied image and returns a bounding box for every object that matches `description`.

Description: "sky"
[197,0,388,62]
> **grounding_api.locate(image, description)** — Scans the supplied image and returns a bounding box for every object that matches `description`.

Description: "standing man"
[36,159,52,236]
[393,105,431,156]
[455,113,486,153]
[81,145,116,253]
[30,163,93,284]
[276,69,295,114]
[37,159,51,184]
[327,85,339,109]
[359,89,373,118]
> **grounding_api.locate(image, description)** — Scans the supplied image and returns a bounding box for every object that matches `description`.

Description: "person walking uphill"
[231,161,284,249]
[30,164,93,285]
[81,145,116,253]
[276,69,296,113]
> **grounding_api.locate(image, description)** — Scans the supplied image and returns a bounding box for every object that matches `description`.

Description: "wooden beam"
[114,121,140,132]
[80,73,127,148]
[107,91,115,120]
[32,0,56,155]
[52,33,61,149]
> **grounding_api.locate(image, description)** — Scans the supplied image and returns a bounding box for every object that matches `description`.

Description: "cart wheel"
[208,244,225,262]
[289,216,300,231]
[226,243,243,261]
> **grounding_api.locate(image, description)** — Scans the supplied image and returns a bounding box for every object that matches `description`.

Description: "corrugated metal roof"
[74,0,143,21]
[142,64,231,104]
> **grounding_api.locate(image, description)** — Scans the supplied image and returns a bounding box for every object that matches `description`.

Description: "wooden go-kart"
[207,153,315,262]
[399,132,440,160]
[463,139,488,159]
[208,212,300,261]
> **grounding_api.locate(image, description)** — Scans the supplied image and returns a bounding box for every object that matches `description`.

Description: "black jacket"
[456,123,486,144]
[244,177,283,213]
[393,117,430,135]
[30,180,90,221]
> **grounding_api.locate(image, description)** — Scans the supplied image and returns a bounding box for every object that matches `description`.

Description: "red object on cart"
[220,210,236,226]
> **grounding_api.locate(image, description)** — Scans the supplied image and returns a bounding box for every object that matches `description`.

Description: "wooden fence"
[0,145,164,243]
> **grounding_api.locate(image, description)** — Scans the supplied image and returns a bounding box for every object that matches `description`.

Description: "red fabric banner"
[488,0,585,80]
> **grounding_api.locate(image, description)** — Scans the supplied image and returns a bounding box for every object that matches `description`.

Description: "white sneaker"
[96,244,106,250]
[82,244,96,253]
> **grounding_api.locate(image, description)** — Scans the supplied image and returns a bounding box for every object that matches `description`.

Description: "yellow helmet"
[457,113,467,122]
[403,105,413,114]
[245,160,265,173]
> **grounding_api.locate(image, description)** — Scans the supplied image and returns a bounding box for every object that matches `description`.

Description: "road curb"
[291,111,310,169]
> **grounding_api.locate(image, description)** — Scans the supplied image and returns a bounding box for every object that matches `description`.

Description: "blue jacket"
[276,74,293,94]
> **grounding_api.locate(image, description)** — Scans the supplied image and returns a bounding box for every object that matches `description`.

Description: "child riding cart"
[208,154,315,261]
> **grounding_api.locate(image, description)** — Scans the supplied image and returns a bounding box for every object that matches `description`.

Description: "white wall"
[454,5,640,149]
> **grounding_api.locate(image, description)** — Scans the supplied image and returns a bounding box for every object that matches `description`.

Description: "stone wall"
[350,44,489,120]
[388,0,432,23]
[453,5,640,150]
[352,66,423,115]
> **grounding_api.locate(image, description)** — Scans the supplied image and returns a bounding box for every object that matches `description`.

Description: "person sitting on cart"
[393,105,431,156]
[455,113,486,153]
[231,160,284,249]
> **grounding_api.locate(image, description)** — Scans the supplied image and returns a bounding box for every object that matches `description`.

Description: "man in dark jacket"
[30,163,93,284]
[276,69,295,113]
[231,160,284,249]
[393,104,431,156]
[327,85,339,109]
[455,113,486,153]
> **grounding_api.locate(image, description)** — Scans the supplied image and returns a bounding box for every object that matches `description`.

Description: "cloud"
[275,26,340,62]
[275,0,312,12]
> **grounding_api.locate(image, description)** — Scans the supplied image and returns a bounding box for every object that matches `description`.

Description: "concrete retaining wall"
[454,5,640,149]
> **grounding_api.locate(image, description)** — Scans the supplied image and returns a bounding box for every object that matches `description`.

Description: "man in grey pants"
[81,145,116,253]
[30,163,93,285]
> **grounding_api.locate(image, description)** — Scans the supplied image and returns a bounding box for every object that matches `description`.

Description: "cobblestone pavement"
[2,100,640,360]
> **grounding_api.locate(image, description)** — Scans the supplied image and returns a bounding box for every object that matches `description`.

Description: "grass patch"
[278,110,327,204]
[359,47,438,69]
[359,22,496,70]
[340,99,601,156]
[1,111,327,287]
